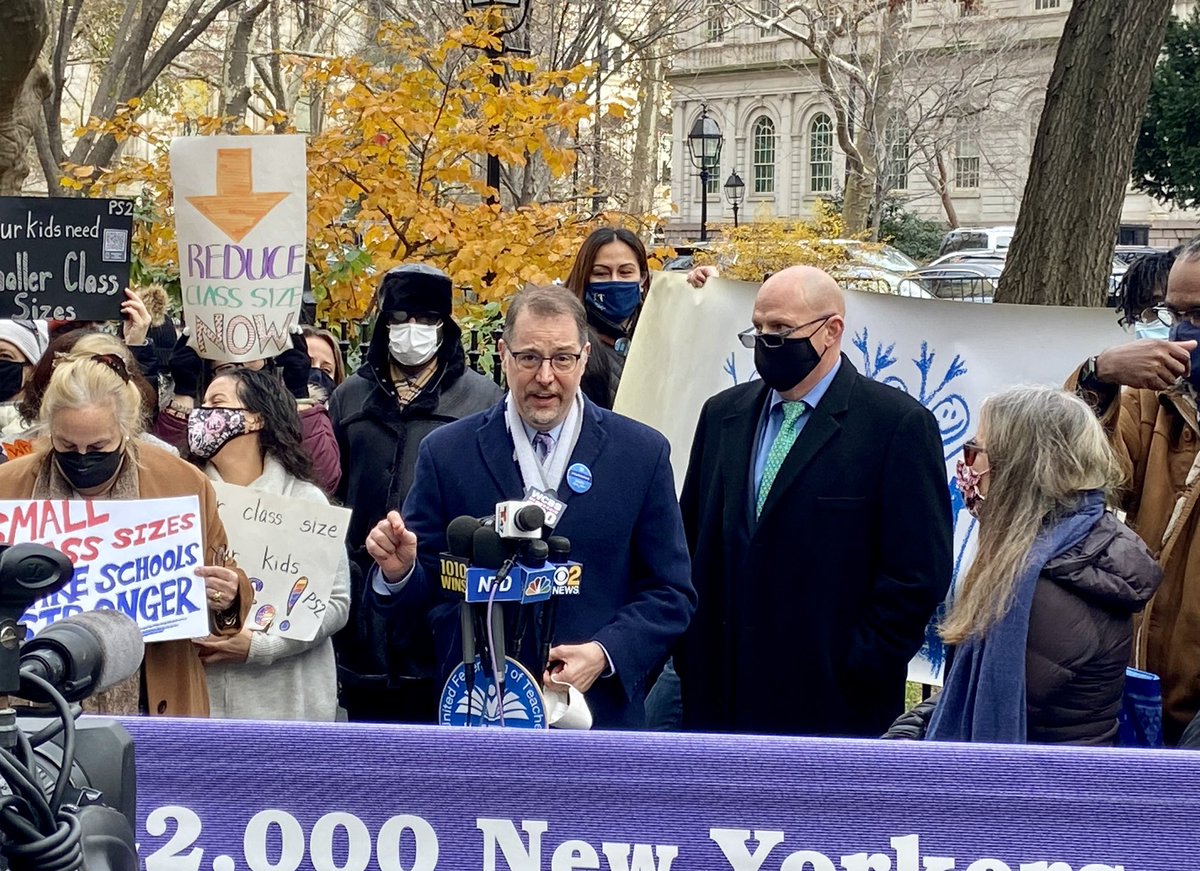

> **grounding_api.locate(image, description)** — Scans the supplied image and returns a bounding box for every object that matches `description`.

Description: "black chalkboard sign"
[0,197,134,321]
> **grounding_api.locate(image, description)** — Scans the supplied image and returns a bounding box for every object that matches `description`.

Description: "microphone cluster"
[439,503,584,726]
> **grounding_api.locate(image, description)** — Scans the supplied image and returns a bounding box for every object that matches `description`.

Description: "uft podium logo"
[440,656,547,728]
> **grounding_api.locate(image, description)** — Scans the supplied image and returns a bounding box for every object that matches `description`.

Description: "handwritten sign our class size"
[0,197,133,321]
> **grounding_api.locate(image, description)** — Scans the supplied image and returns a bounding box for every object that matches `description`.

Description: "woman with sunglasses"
[922,385,1162,745]
[188,368,349,721]
[0,334,251,717]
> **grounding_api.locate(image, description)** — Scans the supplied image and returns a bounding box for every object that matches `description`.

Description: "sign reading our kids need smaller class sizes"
[0,197,133,321]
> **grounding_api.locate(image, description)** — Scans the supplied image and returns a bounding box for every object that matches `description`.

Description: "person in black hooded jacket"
[328,264,501,722]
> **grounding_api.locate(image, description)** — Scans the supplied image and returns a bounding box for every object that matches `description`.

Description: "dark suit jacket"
[372,397,697,728]
[677,355,952,736]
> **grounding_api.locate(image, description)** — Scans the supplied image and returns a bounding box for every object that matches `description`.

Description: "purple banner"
[123,719,1199,871]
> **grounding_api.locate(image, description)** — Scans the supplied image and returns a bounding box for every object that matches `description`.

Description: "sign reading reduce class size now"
[0,196,133,320]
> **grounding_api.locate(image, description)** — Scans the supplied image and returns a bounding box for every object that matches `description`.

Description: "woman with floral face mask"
[188,368,349,721]
[916,386,1164,746]
[0,333,251,718]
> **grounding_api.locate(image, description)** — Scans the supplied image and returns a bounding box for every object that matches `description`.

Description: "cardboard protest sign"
[0,196,133,320]
[0,497,209,642]
[211,483,349,642]
[618,273,1130,684]
[170,135,307,363]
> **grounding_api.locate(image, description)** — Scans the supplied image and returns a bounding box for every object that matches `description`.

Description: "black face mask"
[754,335,826,393]
[54,448,125,491]
[308,368,336,398]
[0,360,24,403]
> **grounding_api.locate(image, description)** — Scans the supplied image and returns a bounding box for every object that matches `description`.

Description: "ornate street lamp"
[686,107,723,242]
[723,171,745,228]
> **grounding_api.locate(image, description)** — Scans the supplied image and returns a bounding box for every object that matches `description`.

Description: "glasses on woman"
[737,314,833,349]
[963,439,987,466]
[509,350,584,373]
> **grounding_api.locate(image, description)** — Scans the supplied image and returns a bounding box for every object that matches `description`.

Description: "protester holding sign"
[191,368,349,721]
[0,335,250,717]
[923,387,1161,745]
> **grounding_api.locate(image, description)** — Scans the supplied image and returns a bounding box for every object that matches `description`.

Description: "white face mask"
[388,323,442,366]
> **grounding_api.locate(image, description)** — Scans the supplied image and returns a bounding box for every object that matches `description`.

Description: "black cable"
[3,810,83,870]
[26,705,81,749]
[0,674,86,870]
[13,725,34,772]
[18,673,75,814]
[0,797,42,841]
[0,749,52,832]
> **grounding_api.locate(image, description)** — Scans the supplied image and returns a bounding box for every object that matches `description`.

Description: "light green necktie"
[756,400,807,518]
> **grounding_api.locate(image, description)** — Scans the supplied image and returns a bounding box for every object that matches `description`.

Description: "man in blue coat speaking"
[366,284,696,728]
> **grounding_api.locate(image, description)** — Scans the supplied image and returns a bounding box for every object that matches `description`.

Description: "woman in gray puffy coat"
[892,386,1162,745]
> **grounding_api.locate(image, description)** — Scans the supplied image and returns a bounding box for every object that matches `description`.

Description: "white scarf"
[505,389,584,495]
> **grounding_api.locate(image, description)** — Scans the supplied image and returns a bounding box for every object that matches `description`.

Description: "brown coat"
[1071,370,1200,743]
[0,443,250,717]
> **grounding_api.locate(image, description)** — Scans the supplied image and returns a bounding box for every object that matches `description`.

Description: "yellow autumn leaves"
[64,13,657,323]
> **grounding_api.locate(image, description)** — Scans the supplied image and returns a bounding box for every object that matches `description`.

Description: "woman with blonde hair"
[0,333,250,717]
[927,385,1163,745]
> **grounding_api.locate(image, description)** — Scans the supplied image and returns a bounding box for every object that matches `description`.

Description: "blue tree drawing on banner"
[724,353,742,385]
[853,328,974,678]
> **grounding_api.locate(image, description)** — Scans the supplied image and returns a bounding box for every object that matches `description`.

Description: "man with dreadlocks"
[1070,236,1200,744]
[1113,247,1180,339]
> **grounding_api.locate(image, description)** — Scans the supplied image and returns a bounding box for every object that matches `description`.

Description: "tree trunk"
[220,0,270,125]
[994,0,1175,306]
[927,150,959,229]
[628,5,665,217]
[628,62,660,216]
[0,0,49,195]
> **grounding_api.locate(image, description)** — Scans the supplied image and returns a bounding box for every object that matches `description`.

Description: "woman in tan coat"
[0,335,250,716]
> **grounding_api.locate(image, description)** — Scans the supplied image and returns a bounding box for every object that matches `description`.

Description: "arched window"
[706,0,725,42]
[752,115,776,194]
[809,113,834,193]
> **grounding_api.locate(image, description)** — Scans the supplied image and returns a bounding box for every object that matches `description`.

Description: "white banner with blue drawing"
[616,273,1129,684]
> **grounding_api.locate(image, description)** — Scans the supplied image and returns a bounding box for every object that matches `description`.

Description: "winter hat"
[0,320,49,365]
[377,264,453,321]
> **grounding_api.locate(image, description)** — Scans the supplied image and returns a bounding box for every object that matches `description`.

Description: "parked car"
[828,241,933,298]
[936,226,1015,258]
[900,262,1003,303]
[662,242,713,272]
[661,239,933,297]
[924,250,1008,268]
[1113,245,1167,265]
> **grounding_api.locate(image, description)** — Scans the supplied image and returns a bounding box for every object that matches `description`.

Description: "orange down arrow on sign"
[185,148,290,243]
